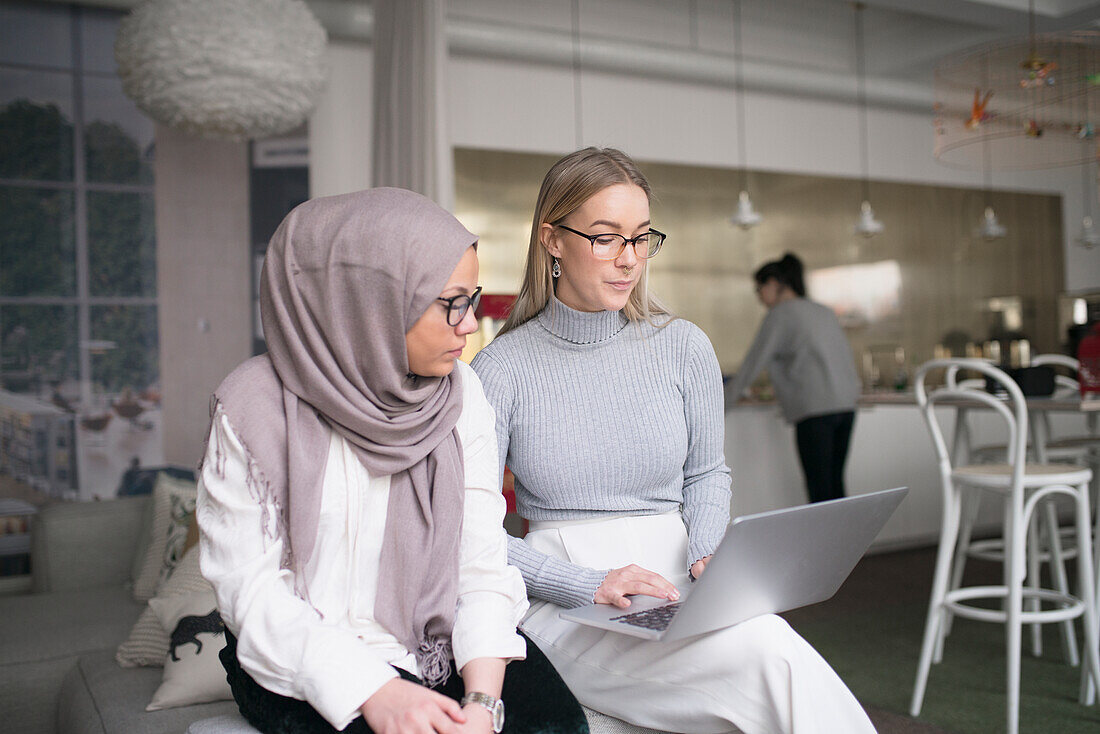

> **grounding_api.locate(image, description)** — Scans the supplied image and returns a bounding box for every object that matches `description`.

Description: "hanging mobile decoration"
[933,0,1100,170]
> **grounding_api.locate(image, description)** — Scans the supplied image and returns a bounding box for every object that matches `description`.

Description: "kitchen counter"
[723,390,1094,550]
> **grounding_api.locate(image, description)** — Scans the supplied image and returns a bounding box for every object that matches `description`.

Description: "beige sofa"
[1,496,672,734]
[0,496,237,734]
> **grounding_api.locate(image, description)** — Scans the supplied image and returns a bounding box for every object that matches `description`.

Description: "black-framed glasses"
[556,224,666,260]
[436,286,482,327]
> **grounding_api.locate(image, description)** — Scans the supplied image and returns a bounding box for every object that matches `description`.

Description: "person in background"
[196,188,587,734]
[727,253,861,504]
[472,148,876,734]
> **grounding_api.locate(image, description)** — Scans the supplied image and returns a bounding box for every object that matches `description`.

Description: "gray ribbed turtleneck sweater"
[471,296,731,609]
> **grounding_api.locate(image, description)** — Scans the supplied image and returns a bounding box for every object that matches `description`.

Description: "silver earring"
[552,259,562,278]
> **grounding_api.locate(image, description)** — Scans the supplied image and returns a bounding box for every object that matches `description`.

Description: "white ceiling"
[27,0,1100,92]
[755,0,1100,83]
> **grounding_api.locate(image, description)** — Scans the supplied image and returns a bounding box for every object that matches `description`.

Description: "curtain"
[371,0,454,211]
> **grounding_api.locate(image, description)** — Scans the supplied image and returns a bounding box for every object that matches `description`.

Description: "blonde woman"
[471,149,875,734]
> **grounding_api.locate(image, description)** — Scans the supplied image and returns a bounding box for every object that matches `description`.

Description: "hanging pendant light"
[732,190,762,229]
[979,206,1008,239]
[728,0,761,230]
[1077,163,1100,247]
[115,0,327,141]
[570,0,583,149]
[978,131,1007,239]
[1077,216,1099,248]
[851,2,882,238]
[855,200,884,237]
[1076,52,1098,249]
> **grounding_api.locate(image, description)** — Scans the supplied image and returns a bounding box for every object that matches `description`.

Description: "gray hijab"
[210,188,477,686]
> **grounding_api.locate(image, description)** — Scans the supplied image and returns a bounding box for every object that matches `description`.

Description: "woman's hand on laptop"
[689,555,713,582]
[594,564,680,608]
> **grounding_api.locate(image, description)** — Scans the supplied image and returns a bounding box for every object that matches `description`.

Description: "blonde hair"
[497,147,673,337]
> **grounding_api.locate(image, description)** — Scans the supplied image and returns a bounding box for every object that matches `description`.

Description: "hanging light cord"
[1028,0,1036,58]
[990,55,998,206]
[733,0,749,192]
[854,2,871,204]
[1080,45,1094,222]
[571,0,583,149]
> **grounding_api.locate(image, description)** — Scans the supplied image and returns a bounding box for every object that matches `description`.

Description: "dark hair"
[753,252,806,297]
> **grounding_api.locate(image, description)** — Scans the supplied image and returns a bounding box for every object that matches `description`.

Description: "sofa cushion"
[0,586,143,665]
[147,590,232,710]
[0,587,143,734]
[32,496,148,593]
[118,545,213,668]
[58,651,239,734]
[133,473,198,601]
[1,656,90,734]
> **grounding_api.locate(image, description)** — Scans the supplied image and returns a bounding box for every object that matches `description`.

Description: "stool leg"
[1042,498,1079,666]
[1074,482,1100,706]
[1006,494,1025,734]
[912,484,962,717]
[941,491,981,654]
[1027,513,1043,658]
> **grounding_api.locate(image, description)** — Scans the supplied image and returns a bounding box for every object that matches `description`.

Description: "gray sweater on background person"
[471,296,732,610]
[726,298,861,423]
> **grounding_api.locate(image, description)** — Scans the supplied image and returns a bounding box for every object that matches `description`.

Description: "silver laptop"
[558,486,908,641]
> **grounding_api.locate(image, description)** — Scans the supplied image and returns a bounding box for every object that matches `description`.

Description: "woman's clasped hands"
[360,679,494,734]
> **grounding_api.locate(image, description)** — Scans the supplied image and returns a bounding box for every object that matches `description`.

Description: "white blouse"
[197,361,529,731]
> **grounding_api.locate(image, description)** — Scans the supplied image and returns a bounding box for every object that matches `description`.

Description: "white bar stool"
[909,359,1100,734]
[944,359,1091,663]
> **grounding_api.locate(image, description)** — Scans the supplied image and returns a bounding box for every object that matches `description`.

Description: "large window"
[0,2,160,508]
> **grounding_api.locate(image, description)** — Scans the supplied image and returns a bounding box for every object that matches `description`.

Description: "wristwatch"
[461,692,505,733]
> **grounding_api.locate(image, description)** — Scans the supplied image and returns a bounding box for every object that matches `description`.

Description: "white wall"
[309,41,373,199]
[155,127,252,467]
[308,0,1100,293]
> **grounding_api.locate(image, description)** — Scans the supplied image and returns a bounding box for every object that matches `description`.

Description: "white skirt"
[520,513,877,734]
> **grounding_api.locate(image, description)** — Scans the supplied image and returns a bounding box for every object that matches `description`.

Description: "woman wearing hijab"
[197,188,586,734]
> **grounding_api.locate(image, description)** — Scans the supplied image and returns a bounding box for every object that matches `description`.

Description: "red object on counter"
[1077,322,1100,398]
[476,294,516,321]
[502,467,528,537]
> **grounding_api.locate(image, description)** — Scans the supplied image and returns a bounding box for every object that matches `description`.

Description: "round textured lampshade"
[115,0,328,141]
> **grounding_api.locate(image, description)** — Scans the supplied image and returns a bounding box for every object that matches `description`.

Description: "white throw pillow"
[117,544,212,667]
[133,472,197,601]
[146,589,232,711]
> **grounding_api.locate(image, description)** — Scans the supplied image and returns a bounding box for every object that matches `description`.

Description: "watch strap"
[460,692,505,733]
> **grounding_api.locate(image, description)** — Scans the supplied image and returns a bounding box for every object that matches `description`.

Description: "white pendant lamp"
[854,200,884,237]
[1077,114,1098,248]
[852,2,882,238]
[1078,216,1100,248]
[731,190,763,229]
[979,206,1008,239]
[729,0,761,230]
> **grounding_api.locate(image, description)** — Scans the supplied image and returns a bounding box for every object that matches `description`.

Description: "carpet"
[782,546,1100,734]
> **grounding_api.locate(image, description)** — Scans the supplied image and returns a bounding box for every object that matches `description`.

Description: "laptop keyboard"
[609,602,682,631]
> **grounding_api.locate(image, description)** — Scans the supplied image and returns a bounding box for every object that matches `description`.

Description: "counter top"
[725,390,1100,411]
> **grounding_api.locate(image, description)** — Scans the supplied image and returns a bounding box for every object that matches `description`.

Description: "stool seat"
[970,444,1091,463]
[952,463,1093,489]
[1047,436,1100,450]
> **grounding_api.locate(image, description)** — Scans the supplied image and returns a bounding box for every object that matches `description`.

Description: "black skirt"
[220,630,588,734]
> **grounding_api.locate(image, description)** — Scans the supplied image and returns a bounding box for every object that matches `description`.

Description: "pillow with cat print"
[146,589,232,710]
